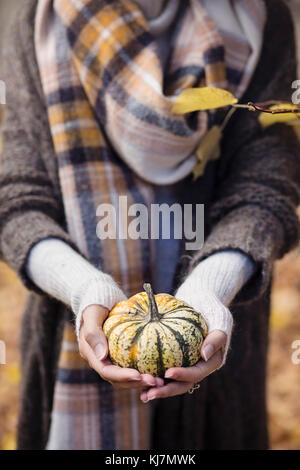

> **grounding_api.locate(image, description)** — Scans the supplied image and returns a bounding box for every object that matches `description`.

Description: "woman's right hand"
[79,304,164,390]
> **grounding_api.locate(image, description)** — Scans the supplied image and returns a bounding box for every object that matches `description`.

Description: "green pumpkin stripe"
[105,318,143,340]
[132,300,149,315]
[129,324,148,369]
[160,306,196,316]
[160,323,191,367]
[155,327,166,378]
[162,316,206,338]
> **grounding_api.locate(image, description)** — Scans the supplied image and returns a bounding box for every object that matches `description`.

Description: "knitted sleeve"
[0,4,79,292]
[189,0,300,304]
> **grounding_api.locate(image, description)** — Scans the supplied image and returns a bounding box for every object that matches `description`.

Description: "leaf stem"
[232,101,300,115]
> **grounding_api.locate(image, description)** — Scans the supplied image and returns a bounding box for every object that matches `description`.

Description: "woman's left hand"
[139,262,235,402]
[140,329,226,402]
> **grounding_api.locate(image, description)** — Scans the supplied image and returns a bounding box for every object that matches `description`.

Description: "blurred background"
[0,0,300,450]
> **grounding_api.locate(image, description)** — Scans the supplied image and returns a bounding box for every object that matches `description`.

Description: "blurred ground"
[0,264,26,450]
[0,0,300,452]
[268,248,300,449]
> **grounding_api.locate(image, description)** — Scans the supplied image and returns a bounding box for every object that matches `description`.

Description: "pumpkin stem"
[144,283,160,321]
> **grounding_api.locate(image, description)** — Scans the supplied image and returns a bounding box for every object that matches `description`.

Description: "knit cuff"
[73,276,127,339]
[176,286,233,366]
[199,294,233,366]
[188,205,285,305]
[182,250,255,306]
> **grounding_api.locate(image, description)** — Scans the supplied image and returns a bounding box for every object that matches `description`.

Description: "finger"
[110,376,164,390]
[83,305,109,360]
[110,380,150,390]
[80,337,142,382]
[155,377,165,387]
[140,374,157,387]
[80,321,164,386]
[110,374,164,390]
[80,333,161,386]
[78,336,106,376]
[140,381,192,402]
[201,330,227,362]
[97,357,143,383]
[164,350,223,383]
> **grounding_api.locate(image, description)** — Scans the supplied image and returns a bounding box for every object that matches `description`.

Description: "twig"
[233,101,300,115]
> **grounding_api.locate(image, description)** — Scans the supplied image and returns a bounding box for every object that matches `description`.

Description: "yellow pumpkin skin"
[103,284,208,377]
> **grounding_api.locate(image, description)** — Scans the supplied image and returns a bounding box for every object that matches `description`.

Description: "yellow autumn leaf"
[270,308,292,331]
[172,87,238,114]
[2,363,21,385]
[193,125,222,180]
[0,262,19,287]
[259,103,300,128]
[1,432,16,451]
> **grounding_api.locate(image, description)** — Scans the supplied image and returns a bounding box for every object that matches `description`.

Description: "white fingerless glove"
[175,250,255,366]
[26,238,126,339]
[72,274,126,339]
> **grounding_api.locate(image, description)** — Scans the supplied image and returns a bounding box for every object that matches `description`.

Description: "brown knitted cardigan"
[0,0,300,450]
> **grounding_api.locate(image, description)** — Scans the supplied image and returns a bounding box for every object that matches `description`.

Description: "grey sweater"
[0,0,300,450]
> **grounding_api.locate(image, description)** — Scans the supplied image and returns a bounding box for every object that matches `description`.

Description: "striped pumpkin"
[103,283,208,377]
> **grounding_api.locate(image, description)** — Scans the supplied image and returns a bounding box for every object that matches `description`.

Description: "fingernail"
[143,377,155,386]
[147,396,156,401]
[94,343,106,360]
[165,370,173,379]
[132,377,142,382]
[202,344,214,362]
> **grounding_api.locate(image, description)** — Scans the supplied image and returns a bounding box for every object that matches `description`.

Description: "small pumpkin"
[103,283,208,377]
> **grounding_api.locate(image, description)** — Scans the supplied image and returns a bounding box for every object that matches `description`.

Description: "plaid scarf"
[34,0,267,290]
[36,0,266,186]
[34,0,266,450]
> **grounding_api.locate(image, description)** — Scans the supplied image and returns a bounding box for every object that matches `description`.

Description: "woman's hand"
[140,329,226,402]
[147,249,256,402]
[139,260,235,402]
[79,304,164,390]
